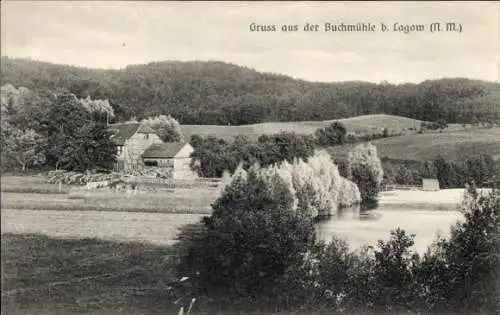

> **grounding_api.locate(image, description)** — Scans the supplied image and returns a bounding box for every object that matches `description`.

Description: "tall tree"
[434,155,455,189]
[57,121,116,172]
[348,143,384,203]
[43,93,91,169]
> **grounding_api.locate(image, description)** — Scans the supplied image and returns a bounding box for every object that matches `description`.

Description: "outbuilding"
[422,178,440,191]
[141,142,199,180]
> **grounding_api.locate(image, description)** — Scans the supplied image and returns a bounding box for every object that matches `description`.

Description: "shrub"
[176,164,316,301]
[315,121,347,146]
[317,237,358,311]
[416,187,500,314]
[371,229,420,312]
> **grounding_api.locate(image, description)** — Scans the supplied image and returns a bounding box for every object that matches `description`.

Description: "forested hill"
[2,56,499,125]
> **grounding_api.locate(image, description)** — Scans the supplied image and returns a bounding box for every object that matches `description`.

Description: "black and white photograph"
[1,1,499,314]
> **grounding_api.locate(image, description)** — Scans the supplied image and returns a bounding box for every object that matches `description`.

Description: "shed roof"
[141,142,188,159]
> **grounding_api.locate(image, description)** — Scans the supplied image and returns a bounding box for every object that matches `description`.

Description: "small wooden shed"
[141,142,199,180]
[422,178,440,191]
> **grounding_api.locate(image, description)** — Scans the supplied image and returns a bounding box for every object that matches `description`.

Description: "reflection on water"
[315,205,463,254]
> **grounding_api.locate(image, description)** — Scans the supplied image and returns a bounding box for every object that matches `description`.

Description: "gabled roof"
[108,123,157,145]
[109,123,141,145]
[141,142,188,159]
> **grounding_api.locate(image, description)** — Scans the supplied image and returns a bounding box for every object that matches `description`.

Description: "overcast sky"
[1,1,499,83]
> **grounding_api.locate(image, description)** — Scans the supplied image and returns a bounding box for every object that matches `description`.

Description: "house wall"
[173,144,198,180]
[173,157,198,180]
[122,133,163,170]
[143,158,174,168]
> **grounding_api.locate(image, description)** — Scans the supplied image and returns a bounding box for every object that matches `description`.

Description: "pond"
[315,204,464,254]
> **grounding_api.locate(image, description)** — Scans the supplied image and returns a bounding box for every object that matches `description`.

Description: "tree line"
[1,84,117,172]
[2,57,499,125]
[190,132,384,204]
[382,154,500,189]
[1,84,189,173]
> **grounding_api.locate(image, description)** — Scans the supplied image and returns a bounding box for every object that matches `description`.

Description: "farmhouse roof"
[141,142,187,159]
[109,123,140,145]
[108,122,157,145]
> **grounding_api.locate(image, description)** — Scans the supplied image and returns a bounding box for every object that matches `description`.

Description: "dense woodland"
[2,57,500,125]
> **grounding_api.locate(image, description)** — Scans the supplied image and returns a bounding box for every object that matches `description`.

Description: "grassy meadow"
[181,114,425,140]
[328,127,500,161]
[1,175,70,194]
[1,233,181,315]
[1,175,220,214]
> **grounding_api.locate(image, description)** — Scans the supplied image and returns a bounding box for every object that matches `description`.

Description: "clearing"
[181,114,425,140]
[328,127,500,161]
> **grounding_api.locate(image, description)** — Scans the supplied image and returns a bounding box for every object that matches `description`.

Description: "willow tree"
[347,143,384,203]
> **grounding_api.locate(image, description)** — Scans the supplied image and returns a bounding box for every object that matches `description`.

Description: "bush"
[416,187,500,314]
[315,121,347,146]
[176,164,317,301]
[370,229,420,312]
[317,237,359,311]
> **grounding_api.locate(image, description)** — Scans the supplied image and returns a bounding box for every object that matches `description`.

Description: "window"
[144,160,158,167]
[144,133,149,139]
[116,146,123,155]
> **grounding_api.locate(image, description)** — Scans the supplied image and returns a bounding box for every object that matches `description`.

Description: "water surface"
[316,205,463,254]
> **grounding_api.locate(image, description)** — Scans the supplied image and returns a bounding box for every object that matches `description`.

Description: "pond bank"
[377,188,492,210]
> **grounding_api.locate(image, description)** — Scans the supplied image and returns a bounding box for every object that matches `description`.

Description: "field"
[1,209,204,245]
[328,127,500,161]
[0,175,70,194]
[181,114,425,140]
[1,233,181,315]
[1,233,350,315]
[1,176,221,214]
